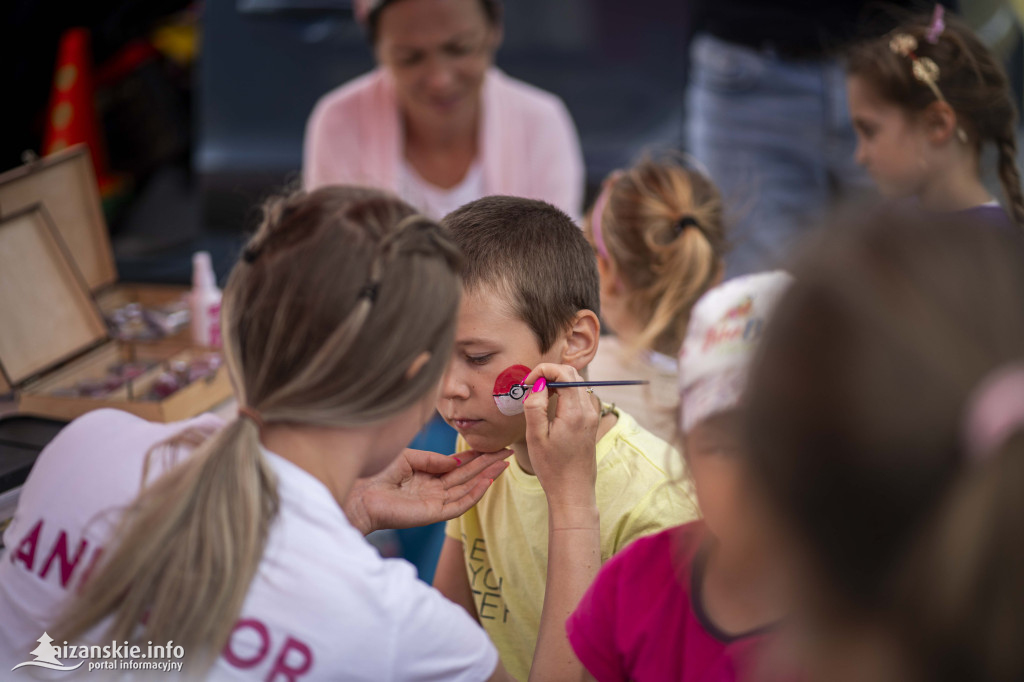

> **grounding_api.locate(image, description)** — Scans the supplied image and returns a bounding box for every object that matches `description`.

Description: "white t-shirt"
[0,409,498,681]
[397,159,485,221]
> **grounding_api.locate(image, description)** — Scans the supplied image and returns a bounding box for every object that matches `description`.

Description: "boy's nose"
[854,141,867,166]
[440,367,471,401]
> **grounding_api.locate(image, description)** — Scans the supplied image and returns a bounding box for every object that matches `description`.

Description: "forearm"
[529,501,600,682]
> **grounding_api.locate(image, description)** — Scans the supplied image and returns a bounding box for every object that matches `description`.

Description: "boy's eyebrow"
[455,338,497,347]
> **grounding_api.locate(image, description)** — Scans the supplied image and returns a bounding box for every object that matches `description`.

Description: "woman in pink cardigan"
[303,0,585,220]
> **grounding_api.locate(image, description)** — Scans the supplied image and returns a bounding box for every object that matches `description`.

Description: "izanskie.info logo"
[12,632,185,674]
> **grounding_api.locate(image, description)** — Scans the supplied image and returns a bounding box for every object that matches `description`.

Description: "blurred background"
[4,0,696,283]
[3,1,1021,284]
[2,0,1023,580]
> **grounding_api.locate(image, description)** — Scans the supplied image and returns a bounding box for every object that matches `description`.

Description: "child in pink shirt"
[567,272,793,682]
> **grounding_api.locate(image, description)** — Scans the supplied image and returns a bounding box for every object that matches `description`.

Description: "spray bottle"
[190,251,222,348]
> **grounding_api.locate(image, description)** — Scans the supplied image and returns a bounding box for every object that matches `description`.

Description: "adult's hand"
[344,448,511,535]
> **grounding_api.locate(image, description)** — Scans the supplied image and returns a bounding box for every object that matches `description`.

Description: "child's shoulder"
[598,407,679,474]
[603,521,706,586]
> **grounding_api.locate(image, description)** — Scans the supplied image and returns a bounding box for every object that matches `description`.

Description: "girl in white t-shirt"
[584,156,729,444]
[0,186,598,680]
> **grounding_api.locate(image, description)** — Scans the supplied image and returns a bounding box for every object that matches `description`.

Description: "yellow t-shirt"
[445,407,699,681]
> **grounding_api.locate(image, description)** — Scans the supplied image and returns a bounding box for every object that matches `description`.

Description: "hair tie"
[963,362,1024,461]
[242,246,261,264]
[675,215,701,237]
[358,281,380,303]
[238,405,266,430]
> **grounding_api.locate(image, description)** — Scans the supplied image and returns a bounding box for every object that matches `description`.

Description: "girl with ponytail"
[846,5,1024,234]
[584,155,728,444]
[0,186,522,679]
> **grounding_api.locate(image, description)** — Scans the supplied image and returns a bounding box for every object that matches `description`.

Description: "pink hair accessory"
[926,4,946,45]
[963,363,1024,461]
[590,171,623,260]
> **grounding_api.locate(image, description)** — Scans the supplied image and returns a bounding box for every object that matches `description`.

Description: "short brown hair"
[443,195,600,352]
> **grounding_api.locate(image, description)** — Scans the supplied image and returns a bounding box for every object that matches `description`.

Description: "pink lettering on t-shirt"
[223,619,271,669]
[11,519,43,572]
[266,637,314,682]
[39,531,89,588]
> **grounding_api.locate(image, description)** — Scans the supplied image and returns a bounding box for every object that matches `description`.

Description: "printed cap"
[679,271,793,432]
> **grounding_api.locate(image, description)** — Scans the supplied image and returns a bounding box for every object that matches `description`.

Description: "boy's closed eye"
[466,353,494,366]
[853,120,876,139]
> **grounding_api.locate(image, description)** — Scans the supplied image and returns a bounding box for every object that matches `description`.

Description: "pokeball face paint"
[493,364,531,416]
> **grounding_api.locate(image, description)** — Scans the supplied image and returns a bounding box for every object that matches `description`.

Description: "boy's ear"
[560,309,601,370]
[924,100,958,145]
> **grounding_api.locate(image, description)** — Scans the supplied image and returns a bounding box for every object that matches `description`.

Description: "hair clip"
[590,172,623,260]
[889,28,968,143]
[926,4,946,45]
[963,363,1024,461]
[889,32,944,101]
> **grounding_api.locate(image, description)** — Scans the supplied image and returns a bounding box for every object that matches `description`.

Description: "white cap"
[192,251,217,291]
[678,271,793,432]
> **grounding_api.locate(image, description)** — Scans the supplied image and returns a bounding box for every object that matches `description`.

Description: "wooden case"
[0,145,192,338]
[0,205,231,422]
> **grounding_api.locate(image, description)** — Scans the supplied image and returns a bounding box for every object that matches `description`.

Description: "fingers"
[402,448,458,475]
[523,363,581,388]
[442,461,510,519]
[524,363,589,428]
[442,448,513,487]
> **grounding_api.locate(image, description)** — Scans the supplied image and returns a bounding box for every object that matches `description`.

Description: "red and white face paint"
[493,364,531,416]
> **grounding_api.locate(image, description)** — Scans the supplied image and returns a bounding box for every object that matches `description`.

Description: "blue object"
[396,413,459,583]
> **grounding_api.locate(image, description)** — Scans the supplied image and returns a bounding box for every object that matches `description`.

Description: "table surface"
[0,396,239,423]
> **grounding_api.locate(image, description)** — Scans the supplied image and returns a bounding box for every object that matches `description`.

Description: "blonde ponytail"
[587,156,727,357]
[58,419,277,671]
[54,186,463,673]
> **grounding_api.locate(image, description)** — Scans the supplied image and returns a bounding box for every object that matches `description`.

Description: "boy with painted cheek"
[434,196,700,682]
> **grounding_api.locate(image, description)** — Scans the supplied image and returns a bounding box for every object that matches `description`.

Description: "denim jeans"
[687,33,874,278]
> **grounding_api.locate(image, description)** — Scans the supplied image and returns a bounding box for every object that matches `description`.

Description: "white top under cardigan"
[303,66,585,221]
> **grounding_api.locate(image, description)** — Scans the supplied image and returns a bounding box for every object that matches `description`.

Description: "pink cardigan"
[302,67,584,219]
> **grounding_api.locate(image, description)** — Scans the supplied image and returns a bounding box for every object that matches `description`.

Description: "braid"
[995,125,1024,233]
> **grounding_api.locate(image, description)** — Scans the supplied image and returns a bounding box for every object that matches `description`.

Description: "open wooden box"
[0,205,231,422]
[0,145,192,344]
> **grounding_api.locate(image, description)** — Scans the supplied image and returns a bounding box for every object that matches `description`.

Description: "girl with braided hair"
[846,5,1024,234]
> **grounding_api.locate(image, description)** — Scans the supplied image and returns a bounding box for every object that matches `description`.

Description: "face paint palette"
[492,364,651,416]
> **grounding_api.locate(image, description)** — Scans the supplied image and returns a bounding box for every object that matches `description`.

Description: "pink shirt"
[567,522,775,682]
[302,67,585,220]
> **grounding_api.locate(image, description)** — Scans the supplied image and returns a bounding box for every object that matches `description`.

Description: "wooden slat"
[0,146,116,292]
[0,206,108,385]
